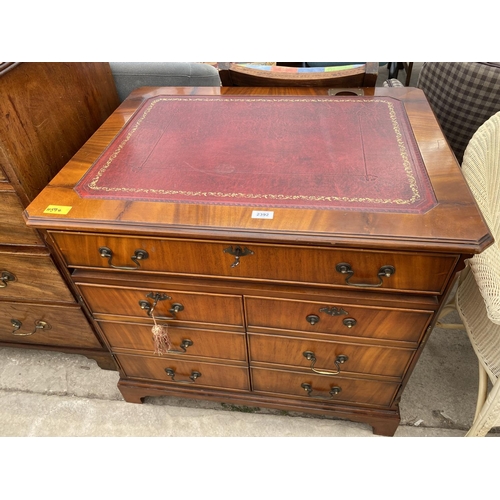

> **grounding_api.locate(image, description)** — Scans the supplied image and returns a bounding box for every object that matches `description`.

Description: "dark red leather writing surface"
[76,95,436,213]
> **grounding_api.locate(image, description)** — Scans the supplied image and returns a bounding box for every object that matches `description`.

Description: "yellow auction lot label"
[43,205,72,215]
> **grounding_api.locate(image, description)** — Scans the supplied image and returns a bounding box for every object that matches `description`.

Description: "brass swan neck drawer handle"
[343,318,357,328]
[11,319,51,336]
[139,292,184,320]
[99,246,149,270]
[164,368,201,383]
[336,262,395,288]
[303,351,349,375]
[301,383,342,399]
[168,339,193,354]
[223,245,254,268]
[1,271,16,288]
[307,316,356,329]
[306,314,320,325]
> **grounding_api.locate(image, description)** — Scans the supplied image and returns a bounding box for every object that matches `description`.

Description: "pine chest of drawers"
[25,86,493,435]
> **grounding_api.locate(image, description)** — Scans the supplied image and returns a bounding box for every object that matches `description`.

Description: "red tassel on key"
[151,311,172,355]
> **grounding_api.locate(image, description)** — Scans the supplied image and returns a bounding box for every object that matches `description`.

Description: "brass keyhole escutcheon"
[223,246,254,268]
[319,306,349,317]
[139,293,169,315]
[138,292,185,321]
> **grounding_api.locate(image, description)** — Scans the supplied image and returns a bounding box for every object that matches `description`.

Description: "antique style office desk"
[25,86,492,435]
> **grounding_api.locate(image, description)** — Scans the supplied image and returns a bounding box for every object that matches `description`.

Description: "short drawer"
[0,252,75,303]
[0,191,42,246]
[251,367,399,407]
[0,301,102,349]
[246,296,432,343]
[248,333,415,379]
[117,353,250,391]
[51,231,458,294]
[98,320,247,361]
[77,282,244,327]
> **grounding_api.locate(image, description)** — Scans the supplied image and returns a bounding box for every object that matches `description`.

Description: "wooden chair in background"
[217,62,379,88]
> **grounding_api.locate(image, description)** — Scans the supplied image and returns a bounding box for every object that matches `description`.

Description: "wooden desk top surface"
[25,86,493,254]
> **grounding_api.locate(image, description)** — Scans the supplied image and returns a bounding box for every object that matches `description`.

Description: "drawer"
[251,367,399,407]
[246,296,432,343]
[248,333,415,379]
[0,252,75,303]
[51,232,458,294]
[0,191,42,246]
[0,301,102,349]
[77,282,244,328]
[98,320,247,361]
[117,353,250,391]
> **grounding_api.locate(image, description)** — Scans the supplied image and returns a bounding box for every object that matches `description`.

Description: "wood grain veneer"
[0,63,120,369]
[24,86,493,435]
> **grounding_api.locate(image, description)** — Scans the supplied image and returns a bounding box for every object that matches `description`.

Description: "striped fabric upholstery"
[417,63,500,164]
[383,78,404,87]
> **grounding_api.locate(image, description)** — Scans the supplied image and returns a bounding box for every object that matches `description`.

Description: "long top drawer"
[51,232,458,294]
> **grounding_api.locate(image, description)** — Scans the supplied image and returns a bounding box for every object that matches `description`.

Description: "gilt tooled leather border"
[75,95,437,213]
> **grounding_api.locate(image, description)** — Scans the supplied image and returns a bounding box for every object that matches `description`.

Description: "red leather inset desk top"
[75,95,436,213]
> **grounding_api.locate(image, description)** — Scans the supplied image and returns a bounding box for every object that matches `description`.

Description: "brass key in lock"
[223,245,254,268]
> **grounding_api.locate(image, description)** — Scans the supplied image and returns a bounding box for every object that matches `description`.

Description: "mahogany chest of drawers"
[25,86,492,435]
[0,62,119,367]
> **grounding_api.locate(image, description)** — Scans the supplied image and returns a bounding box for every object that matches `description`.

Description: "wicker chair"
[385,62,500,164]
[442,111,500,436]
